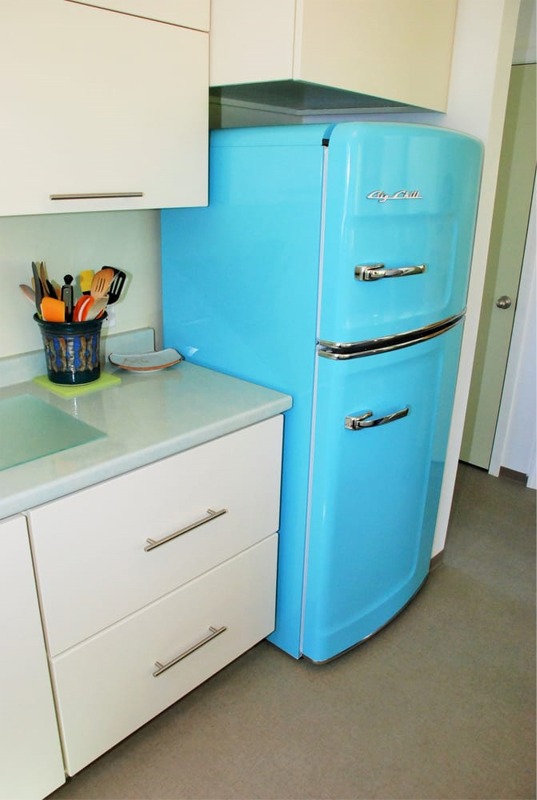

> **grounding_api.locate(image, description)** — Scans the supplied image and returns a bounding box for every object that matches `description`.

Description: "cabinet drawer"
[65,0,210,31]
[51,534,277,776]
[28,416,283,656]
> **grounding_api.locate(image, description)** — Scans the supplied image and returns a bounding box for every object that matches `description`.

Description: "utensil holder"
[34,314,105,385]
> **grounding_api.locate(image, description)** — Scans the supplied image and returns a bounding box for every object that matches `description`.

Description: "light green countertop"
[0,361,292,521]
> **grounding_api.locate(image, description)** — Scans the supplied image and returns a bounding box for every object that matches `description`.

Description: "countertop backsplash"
[0,209,162,360]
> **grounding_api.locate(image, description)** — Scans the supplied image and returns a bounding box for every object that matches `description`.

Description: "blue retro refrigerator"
[161,122,482,662]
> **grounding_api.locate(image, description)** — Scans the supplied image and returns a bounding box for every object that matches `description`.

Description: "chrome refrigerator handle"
[354,264,427,281]
[345,407,410,430]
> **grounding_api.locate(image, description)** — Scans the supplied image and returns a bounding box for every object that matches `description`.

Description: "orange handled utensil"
[73,295,94,322]
[41,297,66,322]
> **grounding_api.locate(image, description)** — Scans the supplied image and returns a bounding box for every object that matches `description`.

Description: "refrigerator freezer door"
[319,123,482,345]
[301,323,463,662]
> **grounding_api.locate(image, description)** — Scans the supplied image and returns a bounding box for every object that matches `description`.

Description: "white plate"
[108,348,183,373]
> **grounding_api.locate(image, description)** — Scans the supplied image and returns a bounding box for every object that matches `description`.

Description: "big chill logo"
[366,189,423,203]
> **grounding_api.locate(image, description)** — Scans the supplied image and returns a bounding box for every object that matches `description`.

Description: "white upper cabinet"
[65,0,210,30]
[0,1,209,216]
[210,0,458,114]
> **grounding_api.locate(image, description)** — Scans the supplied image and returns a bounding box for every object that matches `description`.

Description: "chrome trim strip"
[318,312,464,360]
[304,573,429,664]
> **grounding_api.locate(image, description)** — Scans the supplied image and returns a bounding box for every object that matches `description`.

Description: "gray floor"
[49,464,536,800]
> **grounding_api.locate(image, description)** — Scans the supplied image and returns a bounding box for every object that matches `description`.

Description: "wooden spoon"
[19,283,36,305]
[85,297,108,320]
[39,261,59,298]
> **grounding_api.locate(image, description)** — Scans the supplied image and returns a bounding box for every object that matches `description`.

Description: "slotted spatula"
[107,269,127,305]
[90,267,115,300]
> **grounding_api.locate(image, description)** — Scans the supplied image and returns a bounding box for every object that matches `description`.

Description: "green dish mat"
[0,395,105,472]
[33,371,121,397]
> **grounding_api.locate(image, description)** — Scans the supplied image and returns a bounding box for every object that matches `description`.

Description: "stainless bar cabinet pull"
[144,508,227,552]
[354,263,427,281]
[153,626,228,677]
[345,407,410,430]
[49,192,144,200]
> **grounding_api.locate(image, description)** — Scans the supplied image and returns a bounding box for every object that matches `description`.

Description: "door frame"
[489,172,536,487]
[459,62,536,469]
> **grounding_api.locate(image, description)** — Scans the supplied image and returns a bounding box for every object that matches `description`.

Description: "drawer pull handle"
[50,192,144,200]
[153,626,228,677]
[144,508,227,552]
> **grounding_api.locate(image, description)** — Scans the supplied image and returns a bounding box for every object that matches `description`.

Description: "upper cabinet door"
[210,0,296,83]
[297,0,457,112]
[65,0,210,30]
[210,0,457,113]
[0,1,208,216]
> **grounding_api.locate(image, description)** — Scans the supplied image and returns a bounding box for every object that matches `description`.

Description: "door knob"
[496,295,512,309]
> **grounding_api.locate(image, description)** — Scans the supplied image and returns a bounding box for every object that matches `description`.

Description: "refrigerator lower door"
[301,323,463,662]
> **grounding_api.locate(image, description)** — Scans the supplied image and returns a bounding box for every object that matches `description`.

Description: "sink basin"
[0,394,105,471]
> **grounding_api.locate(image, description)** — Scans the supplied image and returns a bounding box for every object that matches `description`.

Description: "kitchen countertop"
[0,360,292,521]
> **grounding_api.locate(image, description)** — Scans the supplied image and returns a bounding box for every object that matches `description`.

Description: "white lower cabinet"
[0,516,65,799]
[28,416,283,657]
[27,416,284,778]
[51,535,277,775]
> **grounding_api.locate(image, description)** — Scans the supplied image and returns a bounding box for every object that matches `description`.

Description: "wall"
[0,210,162,360]
[513,0,537,62]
